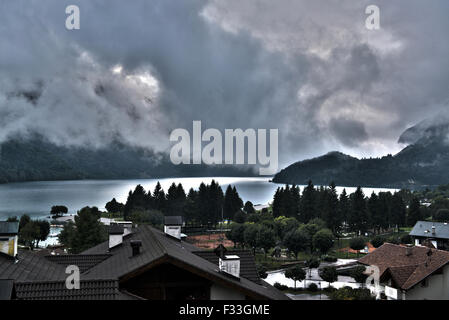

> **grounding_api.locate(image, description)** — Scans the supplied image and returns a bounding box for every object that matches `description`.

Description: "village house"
[359,243,449,300]
[0,219,288,300]
[409,221,449,250]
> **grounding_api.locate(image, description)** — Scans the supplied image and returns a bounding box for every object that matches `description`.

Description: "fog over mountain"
[273,116,449,188]
[1,0,449,171]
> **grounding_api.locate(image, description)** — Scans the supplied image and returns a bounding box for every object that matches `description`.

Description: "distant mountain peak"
[399,113,449,145]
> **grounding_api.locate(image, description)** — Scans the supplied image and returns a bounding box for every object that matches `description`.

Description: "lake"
[0,177,398,220]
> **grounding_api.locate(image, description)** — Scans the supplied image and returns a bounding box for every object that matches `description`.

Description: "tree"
[233,210,246,224]
[224,185,243,220]
[128,209,164,226]
[226,223,246,248]
[58,221,76,249]
[283,228,308,258]
[285,265,306,289]
[19,214,31,232]
[244,224,260,254]
[434,209,449,222]
[350,237,366,257]
[244,201,256,214]
[105,198,124,214]
[349,187,369,234]
[299,180,316,223]
[66,206,108,253]
[152,182,166,212]
[322,182,340,234]
[257,225,276,258]
[391,192,406,229]
[339,189,350,232]
[319,266,338,287]
[371,235,385,248]
[50,205,68,218]
[19,221,40,249]
[313,228,334,254]
[35,220,50,248]
[351,266,367,286]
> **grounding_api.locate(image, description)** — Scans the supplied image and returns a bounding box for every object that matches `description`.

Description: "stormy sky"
[1,0,448,168]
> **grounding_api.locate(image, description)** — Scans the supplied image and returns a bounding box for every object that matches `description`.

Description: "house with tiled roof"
[0,220,288,300]
[358,243,449,300]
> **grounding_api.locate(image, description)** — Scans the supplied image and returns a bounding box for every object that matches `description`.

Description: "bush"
[387,235,400,244]
[329,287,374,300]
[322,255,338,262]
[308,283,318,292]
[400,234,412,244]
[371,236,385,248]
[273,282,288,291]
[349,237,366,251]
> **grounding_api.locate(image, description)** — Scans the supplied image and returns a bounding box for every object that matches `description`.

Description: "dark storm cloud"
[329,117,369,147]
[0,0,448,166]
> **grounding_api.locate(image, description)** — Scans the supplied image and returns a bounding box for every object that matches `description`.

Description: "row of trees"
[106,181,246,226]
[272,181,422,236]
[227,212,335,258]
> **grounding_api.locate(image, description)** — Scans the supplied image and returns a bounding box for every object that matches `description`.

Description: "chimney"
[406,245,413,256]
[432,226,436,235]
[109,224,124,249]
[130,240,142,256]
[164,216,183,240]
[0,221,19,258]
[219,255,240,279]
[116,221,133,236]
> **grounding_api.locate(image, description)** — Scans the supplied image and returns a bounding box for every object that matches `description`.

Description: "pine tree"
[152,182,166,213]
[349,187,369,234]
[407,196,422,227]
[299,180,316,223]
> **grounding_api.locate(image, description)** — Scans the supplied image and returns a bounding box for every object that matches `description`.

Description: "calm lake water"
[0,177,398,220]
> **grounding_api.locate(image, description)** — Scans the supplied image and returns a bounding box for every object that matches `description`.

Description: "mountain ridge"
[273,118,449,189]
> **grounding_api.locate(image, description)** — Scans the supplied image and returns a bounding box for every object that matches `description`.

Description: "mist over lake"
[0,177,398,220]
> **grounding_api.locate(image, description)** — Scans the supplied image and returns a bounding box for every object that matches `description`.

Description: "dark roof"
[0,250,67,282]
[1,225,288,300]
[0,279,14,300]
[164,216,183,226]
[109,224,124,235]
[15,280,119,300]
[359,243,449,290]
[44,254,112,273]
[0,221,19,235]
[410,221,449,240]
[193,250,261,284]
[82,225,288,300]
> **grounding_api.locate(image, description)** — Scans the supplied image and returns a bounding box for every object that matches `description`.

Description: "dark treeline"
[272,180,422,236]
[108,180,245,227]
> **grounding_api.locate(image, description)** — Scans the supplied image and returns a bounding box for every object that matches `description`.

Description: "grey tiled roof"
[44,254,112,273]
[82,225,289,300]
[0,251,67,282]
[15,280,119,300]
[1,225,288,300]
[0,222,19,235]
[410,221,449,240]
